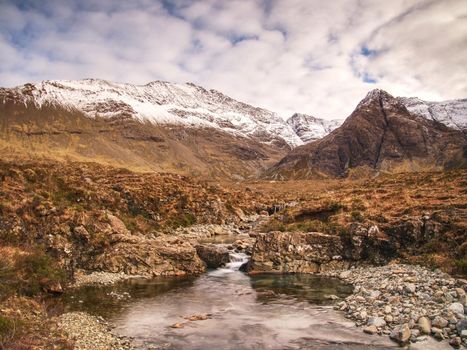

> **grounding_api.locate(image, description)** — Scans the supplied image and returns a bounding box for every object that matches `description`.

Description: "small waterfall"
[225,251,249,271]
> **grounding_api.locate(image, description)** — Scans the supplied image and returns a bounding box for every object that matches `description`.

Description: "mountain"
[397,96,467,133]
[0,79,303,179]
[286,113,343,143]
[266,89,467,179]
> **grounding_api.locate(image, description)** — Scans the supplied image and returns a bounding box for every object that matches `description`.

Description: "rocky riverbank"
[323,264,467,348]
[57,312,133,350]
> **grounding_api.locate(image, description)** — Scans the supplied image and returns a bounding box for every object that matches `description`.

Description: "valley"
[0,80,466,349]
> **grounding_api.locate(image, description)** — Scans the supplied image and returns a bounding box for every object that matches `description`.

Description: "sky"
[0,0,466,119]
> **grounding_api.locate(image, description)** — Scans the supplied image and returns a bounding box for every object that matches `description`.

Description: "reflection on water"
[60,254,398,350]
[250,274,353,304]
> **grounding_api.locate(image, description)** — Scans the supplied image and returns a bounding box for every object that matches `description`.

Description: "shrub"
[0,315,16,345]
[350,210,364,222]
[0,250,67,299]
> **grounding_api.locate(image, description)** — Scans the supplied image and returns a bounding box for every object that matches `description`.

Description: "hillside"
[0,80,300,180]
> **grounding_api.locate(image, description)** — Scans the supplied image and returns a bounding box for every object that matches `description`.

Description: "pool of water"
[60,253,400,350]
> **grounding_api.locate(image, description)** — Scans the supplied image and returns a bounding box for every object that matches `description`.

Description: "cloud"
[0,0,466,119]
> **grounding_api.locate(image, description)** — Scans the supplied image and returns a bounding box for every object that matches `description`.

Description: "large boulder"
[86,236,206,276]
[245,231,344,273]
[196,244,230,268]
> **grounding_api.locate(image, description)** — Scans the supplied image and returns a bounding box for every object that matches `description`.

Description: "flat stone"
[363,325,378,334]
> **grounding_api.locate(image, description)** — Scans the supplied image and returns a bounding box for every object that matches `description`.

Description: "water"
[61,250,400,350]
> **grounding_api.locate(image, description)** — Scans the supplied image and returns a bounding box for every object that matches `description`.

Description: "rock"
[170,323,184,329]
[340,270,352,279]
[449,337,462,348]
[404,283,416,294]
[417,316,431,334]
[431,327,444,340]
[367,317,386,328]
[448,302,464,316]
[196,244,230,268]
[455,288,465,298]
[384,305,392,314]
[364,325,378,334]
[184,314,210,321]
[432,316,449,328]
[389,324,411,344]
[107,213,130,235]
[246,232,343,273]
[457,319,467,334]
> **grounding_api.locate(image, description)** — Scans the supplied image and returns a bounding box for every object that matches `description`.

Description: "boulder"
[245,231,344,274]
[196,244,230,268]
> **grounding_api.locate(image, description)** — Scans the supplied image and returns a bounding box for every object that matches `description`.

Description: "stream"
[61,245,401,350]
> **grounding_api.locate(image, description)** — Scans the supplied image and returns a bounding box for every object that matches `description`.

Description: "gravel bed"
[57,312,133,350]
[323,264,467,348]
[72,271,144,287]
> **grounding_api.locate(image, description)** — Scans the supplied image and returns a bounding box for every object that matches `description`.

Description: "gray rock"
[367,316,386,328]
[448,302,464,316]
[404,283,416,294]
[432,315,448,328]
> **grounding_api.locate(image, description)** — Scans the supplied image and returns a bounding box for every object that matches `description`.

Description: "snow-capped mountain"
[398,97,467,132]
[286,113,343,143]
[1,79,303,148]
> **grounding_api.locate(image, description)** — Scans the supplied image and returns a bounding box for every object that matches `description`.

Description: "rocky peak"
[266,90,466,179]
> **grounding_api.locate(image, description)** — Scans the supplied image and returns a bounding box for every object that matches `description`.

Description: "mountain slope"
[286,113,342,143]
[0,80,298,180]
[266,89,467,179]
[398,96,467,132]
[1,79,302,148]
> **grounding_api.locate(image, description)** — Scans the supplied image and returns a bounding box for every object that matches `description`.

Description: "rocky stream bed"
[54,229,466,349]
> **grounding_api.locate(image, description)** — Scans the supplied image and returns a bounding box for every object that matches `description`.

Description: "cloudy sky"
[1,0,466,119]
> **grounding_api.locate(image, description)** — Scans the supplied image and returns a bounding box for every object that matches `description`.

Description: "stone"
[195,244,230,268]
[449,337,462,348]
[340,270,351,279]
[246,232,343,273]
[384,305,392,314]
[448,302,464,316]
[432,316,449,328]
[404,283,416,294]
[389,324,411,344]
[367,317,386,328]
[457,319,467,334]
[417,316,431,334]
[363,325,378,334]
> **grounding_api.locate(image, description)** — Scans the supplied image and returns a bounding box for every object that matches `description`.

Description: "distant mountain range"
[1,79,465,179]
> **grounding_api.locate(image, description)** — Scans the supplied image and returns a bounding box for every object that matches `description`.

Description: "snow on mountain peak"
[2,79,304,148]
[397,96,467,132]
[286,113,343,143]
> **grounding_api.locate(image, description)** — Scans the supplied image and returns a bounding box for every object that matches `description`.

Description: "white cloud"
[0,0,466,119]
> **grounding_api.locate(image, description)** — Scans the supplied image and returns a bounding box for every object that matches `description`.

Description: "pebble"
[57,312,132,350]
[325,264,467,348]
